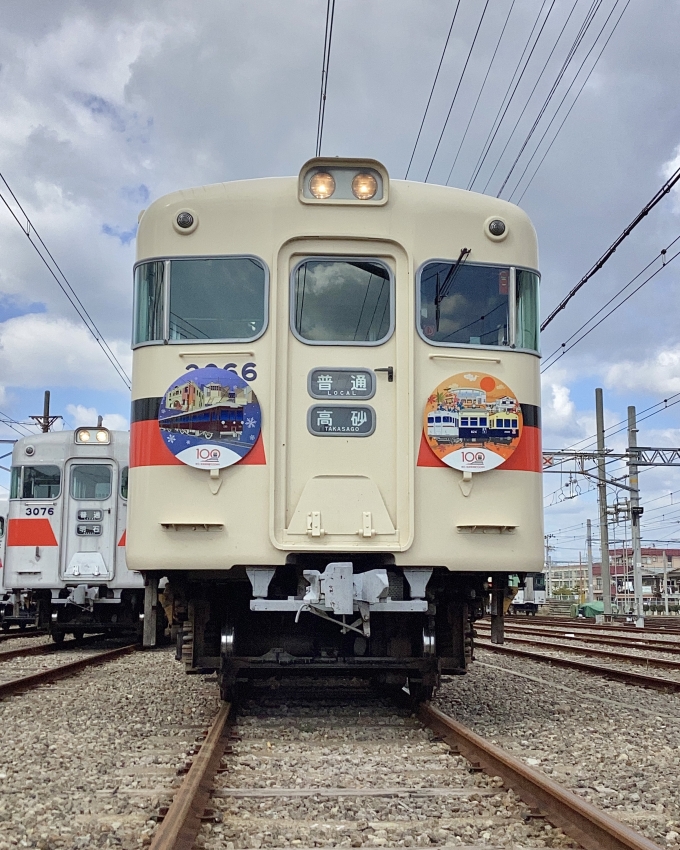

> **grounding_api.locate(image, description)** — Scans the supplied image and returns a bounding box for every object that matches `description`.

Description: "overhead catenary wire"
[481,0,589,196]
[540,162,680,332]
[446,0,517,187]
[315,0,336,158]
[493,0,613,197]
[423,0,492,183]
[0,173,131,390]
[510,0,630,202]
[541,234,680,372]
[404,0,463,180]
[466,0,556,192]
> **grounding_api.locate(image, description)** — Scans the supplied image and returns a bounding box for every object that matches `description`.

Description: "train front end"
[128,159,543,699]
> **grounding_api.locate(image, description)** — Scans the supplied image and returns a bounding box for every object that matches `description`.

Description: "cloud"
[102,223,138,245]
[66,404,128,431]
[604,346,680,397]
[0,313,131,392]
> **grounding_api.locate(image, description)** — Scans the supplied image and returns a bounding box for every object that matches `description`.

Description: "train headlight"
[309,172,336,199]
[96,430,109,443]
[77,430,90,442]
[352,172,378,200]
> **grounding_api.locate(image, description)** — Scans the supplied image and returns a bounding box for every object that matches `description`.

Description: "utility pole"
[586,519,594,603]
[596,388,612,618]
[544,534,555,598]
[29,390,62,433]
[663,550,669,615]
[627,405,645,627]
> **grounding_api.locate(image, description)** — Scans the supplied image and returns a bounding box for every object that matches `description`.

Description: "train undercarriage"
[148,561,499,702]
[0,587,145,641]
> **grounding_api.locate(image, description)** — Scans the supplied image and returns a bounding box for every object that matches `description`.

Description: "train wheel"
[52,631,65,645]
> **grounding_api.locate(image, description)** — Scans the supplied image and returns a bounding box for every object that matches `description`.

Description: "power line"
[404,0,462,179]
[315,0,336,158]
[542,235,680,372]
[467,0,556,192]
[424,0,492,183]
[513,0,631,203]
[540,163,680,332]
[0,173,131,389]
[446,0,517,187]
[493,0,610,197]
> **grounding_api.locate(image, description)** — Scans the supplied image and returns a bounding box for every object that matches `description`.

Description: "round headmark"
[423,372,522,472]
[159,366,261,469]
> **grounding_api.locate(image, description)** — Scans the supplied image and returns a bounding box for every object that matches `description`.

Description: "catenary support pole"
[586,519,594,604]
[490,574,505,644]
[627,406,645,628]
[42,391,50,433]
[143,574,159,647]
[663,550,669,615]
[596,389,612,618]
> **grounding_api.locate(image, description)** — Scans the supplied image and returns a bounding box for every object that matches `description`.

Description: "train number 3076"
[25,507,55,516]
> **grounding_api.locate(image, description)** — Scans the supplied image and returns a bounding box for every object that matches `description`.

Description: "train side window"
[133,261,165,344]
[418,262,540,352]
[71,465,112,500]
[169,257,267,342]
[419,262,510,347]
[292,259,393,344]
[516,270,540,351]
[15,466,61,499]
[120,466,129,500]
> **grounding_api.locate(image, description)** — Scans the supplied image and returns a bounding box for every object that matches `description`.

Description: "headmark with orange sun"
[423,372,523,472]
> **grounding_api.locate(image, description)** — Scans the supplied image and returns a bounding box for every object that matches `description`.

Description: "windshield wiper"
[435,247,471,332]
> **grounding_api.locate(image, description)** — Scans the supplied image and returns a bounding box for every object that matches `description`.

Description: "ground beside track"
[434,649,680,846]
[0,647,220,850]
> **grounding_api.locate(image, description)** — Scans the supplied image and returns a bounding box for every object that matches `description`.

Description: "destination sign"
[307,405,376,437]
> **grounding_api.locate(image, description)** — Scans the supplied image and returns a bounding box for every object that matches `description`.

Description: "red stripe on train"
[129,419,267,468]
[118,530,126,547]
[416,425,542,473]
[7,518,58,547]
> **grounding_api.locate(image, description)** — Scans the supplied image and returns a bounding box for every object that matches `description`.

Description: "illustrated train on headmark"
[426,387,520,445]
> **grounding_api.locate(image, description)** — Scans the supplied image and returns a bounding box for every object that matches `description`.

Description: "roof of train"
[136,173,539,270]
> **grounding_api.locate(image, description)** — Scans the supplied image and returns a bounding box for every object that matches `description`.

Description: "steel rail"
[475,631,680,669]
[0,634,105,662]
[507,616,680,633]
[477,623,680,654]
[149,701,232,850]
[419,703,662,850]
[0,644,137,698]
[0,629,47,643]
[476,640,680,691]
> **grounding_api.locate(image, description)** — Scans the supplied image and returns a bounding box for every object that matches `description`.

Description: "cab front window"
[418,261,539,352]
[10,466,61,499]
[292,258,392,344]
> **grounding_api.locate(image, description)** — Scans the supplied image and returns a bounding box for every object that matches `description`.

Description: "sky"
[1,0,680,563]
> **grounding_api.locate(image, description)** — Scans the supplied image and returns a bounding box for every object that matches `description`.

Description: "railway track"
[476,640,680,691]
[0,628,47,643]
[149,684,662,850]
[0,633,104,662]
[0,642,138,698]
[509,615,680,633]
[479,622,680,654]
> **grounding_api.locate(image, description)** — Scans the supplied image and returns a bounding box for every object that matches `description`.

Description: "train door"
[272,239,413,551]
[60,460,116,581]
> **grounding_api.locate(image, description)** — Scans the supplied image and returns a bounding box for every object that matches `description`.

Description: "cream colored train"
[128,158,543,700]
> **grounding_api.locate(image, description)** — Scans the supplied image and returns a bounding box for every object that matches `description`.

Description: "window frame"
[415,258,540,355]
[10,465,62,500]
[132,254,270,348]
[290,255,395,347]
[70,463,113,501]
[120,466,129,501]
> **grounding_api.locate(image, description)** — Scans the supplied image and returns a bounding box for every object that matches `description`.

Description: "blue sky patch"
[102,223,138,245]
[120,184,150,204]
[0,295,46,323]
[77,93,126,132]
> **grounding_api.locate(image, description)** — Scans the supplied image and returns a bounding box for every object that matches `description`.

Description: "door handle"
[375,367,394,382]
